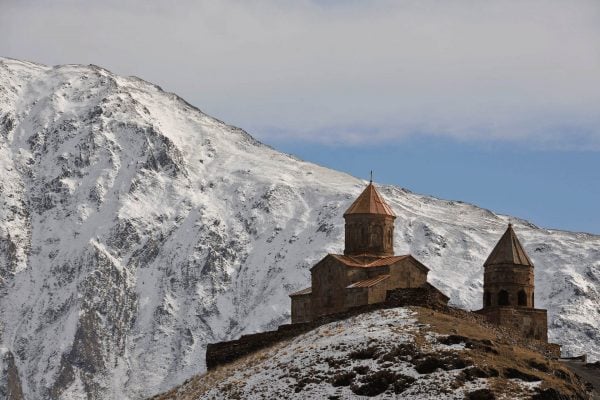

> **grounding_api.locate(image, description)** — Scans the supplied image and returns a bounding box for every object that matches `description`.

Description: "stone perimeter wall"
[476,307,548,342]
[205,286,559,370]
[207,286,446,370]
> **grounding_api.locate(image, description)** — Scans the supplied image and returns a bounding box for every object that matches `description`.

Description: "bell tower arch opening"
[498,290,510,306]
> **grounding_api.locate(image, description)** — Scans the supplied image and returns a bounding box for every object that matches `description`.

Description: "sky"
[1,0,599,233]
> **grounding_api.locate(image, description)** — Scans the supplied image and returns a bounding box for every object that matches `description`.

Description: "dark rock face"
[350,370,415,396]
[0,350,24,400]
[413,353,472,374]
[504,367,542,382]
[466,389,496,400]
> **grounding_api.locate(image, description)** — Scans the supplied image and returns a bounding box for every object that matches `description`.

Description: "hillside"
[0,57,598,399]
[151,307,594,399]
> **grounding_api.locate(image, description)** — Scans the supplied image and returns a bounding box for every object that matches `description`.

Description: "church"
[289,181,440,324]
[476,223,549,341]
[290,181,550,343]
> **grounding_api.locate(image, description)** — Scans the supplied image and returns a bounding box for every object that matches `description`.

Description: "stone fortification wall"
[207,285,448,370]
[451,308,559,359]
[384,284,449,310]
[476,307,548,342]
[206,323,313,370]
[206,285,559,370]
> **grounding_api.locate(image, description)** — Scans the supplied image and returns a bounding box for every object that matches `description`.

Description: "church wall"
[477,307,548,342]
[364,266,389,279]
[290,294,312,324]
[484,264,534,308]
[311,258,363,319]
[344,215,395,256]
[345,288,368,309]
[387,259,428,289]
[367,282,388,304]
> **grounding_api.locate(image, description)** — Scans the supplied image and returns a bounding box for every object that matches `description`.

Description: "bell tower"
[343,182,396,257]
[482,223,535,309]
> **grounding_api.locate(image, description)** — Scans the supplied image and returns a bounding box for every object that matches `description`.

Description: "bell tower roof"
[484,223,533,267]
[343,182,396,218]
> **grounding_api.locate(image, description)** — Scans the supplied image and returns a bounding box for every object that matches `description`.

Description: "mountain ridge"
[0,57,598,399]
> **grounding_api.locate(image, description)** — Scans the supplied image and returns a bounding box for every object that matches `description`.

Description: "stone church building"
[208,183,557,371]
[290,182,550,343]
[476,223,549,341]
[289,182,442,324]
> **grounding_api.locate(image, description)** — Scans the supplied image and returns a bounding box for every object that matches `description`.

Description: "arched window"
[373,225,383,249]
[518,290,527,306]
[484,292,491,307]
[498,290,509,306]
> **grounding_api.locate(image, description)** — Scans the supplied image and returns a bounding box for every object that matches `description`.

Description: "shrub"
[414,353,472,374]
[504,368,541,382]
[330,371,355,387]
[350,370,415,397]
[466,388,496,400]
[348,346,379,360]
[527,359,549,372]
[381,343,418,362]
[353,365,370,375]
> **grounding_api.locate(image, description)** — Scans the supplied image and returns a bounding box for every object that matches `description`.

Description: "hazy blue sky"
[1,0,599,233]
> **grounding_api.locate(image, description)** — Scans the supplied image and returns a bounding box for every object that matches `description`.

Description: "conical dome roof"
[484,224,533,267]
[344,183,396,217]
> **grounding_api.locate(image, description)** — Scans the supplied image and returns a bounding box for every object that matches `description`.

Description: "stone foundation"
[476,307,548,342]
[385,283,450,310]
[207,285,449,370]
[206,288,560,370]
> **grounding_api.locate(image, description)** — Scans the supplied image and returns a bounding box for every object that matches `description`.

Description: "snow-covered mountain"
[0,57,598,400]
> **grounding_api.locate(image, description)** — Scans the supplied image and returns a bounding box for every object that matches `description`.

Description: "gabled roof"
[346,274,390,289]
[289,287,312,297]
[330,254,410,268]
[344,183,396,217]
[484,224,534,267]
[309,253,430,273]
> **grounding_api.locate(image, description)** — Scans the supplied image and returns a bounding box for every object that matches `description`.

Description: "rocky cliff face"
[0,57,598,399]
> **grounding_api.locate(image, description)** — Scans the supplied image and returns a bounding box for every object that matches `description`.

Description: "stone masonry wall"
[206,286,560,370]
[206,285,448,370]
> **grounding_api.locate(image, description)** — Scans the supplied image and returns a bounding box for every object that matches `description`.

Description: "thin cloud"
[1,0,599,148]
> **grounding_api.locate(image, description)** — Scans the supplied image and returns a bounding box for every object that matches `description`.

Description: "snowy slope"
[0,57,598,399]
[152,307,592,400]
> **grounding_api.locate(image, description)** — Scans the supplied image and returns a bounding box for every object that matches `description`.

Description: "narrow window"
[532,292,535,308]
[498,290,509,306]
[518,290,527,306]
[373,225,383,250]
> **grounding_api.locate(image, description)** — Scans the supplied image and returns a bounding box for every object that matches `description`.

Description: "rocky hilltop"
[151,307,594,399]
[0,57,599,399]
